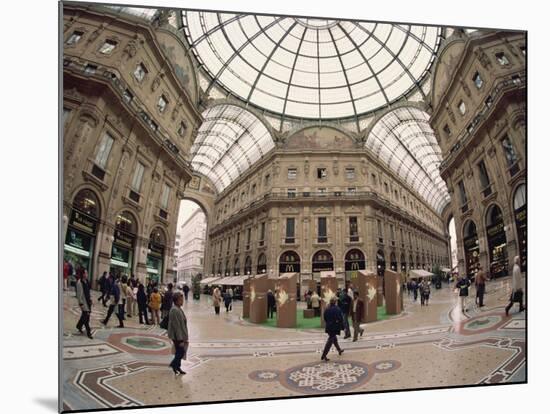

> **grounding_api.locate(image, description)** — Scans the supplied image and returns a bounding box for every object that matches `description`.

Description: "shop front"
[463,220,479,279]
[344,249,365,284]
[64,189,100,285]
[110,211,137,279]
[279,251,301,274]
[390,251,397,271]
[146,228,166,285]
[312,250,333,294]
[486,205,508,278]
[513,184,526,272]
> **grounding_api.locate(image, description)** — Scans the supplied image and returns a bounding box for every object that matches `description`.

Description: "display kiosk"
[320,271,338,328]
[276,273,297,328]
[249,274,268,323]
[384,269,403,315]
[358,270,378,323]
[242,276,252,318]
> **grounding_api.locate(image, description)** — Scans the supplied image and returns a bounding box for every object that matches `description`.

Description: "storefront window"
[485,205,508,278]
[279,251,300,274]
[463,220,479,279]
[513,184,527,271]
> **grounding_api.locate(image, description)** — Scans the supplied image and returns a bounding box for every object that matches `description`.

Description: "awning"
[199,277,221,285]
[441,267,451,273]
[218,276,248,286]
[409,269,434,279]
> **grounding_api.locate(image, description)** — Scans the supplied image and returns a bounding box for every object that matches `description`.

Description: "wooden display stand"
[249,275,268,323]
[320,271,338,328]
[377,276,385,306]
[276,273,297,328]
[303,309,315,318]
[357,270,378,323]
[242,277,252,319]
[384,269,403,315]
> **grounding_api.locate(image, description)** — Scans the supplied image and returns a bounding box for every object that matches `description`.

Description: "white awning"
[199,277,221,285]
[409,269,434,279]
[441,267,451,273]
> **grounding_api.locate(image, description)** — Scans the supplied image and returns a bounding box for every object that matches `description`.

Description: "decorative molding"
[81,170,109,192]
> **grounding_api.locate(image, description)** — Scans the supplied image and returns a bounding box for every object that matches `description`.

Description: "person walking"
[266,289,275,318]
[455,274,471,313]
[97,272,108,306]
[149,287,162,325]
[475,266,489,307]
[351,291,365,342]
[412,279,418,302]
[63,259,70,291]
[167,291,188,376]
[136,283,150,325]
[420,279,431,306]
[182,284,190,302]
[162,283,174,319]
[120,276,128,320]
[320,297,345,361]
[224,289,234,313]
[227,287,234,311]
[212,286,222,315]
[338,288,351,339]
[505,256,525,316]
[305,290,312,309]
[125,280,135,318]
[311,291,321,317]
[76,270,93,339]
[102,276,124,328]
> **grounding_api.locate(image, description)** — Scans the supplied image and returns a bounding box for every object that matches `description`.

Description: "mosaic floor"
[61,278,526,411]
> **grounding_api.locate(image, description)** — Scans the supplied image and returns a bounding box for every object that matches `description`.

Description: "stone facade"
[431,31,526,278]
[177,209,207,282]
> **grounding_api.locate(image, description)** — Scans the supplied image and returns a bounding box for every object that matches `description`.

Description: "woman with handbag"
[168,291,188,375]
[505,256,525,316]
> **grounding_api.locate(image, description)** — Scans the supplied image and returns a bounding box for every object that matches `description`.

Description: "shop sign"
[114,230,134,247]
[279,263,301,273]
[487,222,504,238]
[66,229,92,252]
[70,210,96,235]
[345,260,365,271]
[312,263,334,272]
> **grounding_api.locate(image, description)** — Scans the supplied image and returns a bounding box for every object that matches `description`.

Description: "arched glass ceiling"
[105,6,158,21]
[182,12,443,120]
[365,107,450,213]
[190,105,275,193]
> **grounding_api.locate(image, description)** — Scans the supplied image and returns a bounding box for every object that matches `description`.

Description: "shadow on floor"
[34,398,58,412]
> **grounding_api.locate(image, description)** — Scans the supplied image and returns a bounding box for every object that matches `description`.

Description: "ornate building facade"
[177,208,207,282]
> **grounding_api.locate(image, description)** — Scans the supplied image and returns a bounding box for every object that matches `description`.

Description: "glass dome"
[182,12,442,120]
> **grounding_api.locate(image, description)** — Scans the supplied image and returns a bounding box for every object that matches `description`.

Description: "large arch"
[279,250,301,274]
[364,106,450,213]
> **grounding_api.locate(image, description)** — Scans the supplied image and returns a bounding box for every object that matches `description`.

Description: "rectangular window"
[84,64,97,75]
[287,168,297,180]
[160,183,170,209]
[95,133,114,169]
[347,187,356,194]
[501,135,518,166]
[285,218,295,243]
[251,184,257,195]
[260,222,265,246]
[478,160,491,189]
[98,39,117,54]
[131,162,145,192]
[122,89,133,103]
[377,219,383,237]
[349,217,358,241]
[472,71,483,89]
[318,217,327,243]
[458,180,468,206]
[66,31,83,45]
[458,100,466,115]
[390,224,395,241]
[495,52,510,66]
[317,168,327,179]
[134,63,147,82]
[264,174,270,186]
[236,232,240,252]
[287,188,296,198]
[345,167,355,179]
[158,95,168,113]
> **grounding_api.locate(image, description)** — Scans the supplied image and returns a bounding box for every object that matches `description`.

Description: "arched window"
[234,258,241,275]
[257,253,267,274]
[244,256,252,275]
[73,189,100,218]
[312,250,334,272]
[279,251,301,273]
[513,184,526,210]
[116,211,137,235]
[150,228,166,246]
[345,249,366,271]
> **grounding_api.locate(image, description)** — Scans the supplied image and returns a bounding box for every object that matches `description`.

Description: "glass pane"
[95,133,114,169]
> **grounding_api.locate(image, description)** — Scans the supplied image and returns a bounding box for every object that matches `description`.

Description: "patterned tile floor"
[61,277,525,411]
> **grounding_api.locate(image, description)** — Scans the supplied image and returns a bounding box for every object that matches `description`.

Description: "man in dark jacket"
[338,289,352,339]
[456,275,471,313]
[321,297,345,361]
[267,290,276,318]
[76,271,93,339]
[162,283,174,319]
[102,277,123,328]
[97,272,108,306]
[182,284,190,301]
[351,290,365,341]
[137,283,150,324]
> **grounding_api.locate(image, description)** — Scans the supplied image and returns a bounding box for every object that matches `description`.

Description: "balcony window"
[349,217,358,242]
[345,167,355,180]
[66,31,83,45]
[458,180,468,206]
[478,160,491,190]
[458,100,466,115]
[317,168,327,179]
[160,183,170,209]
[84,64,97,75]
[285,218,295,244]
[318,217,327,243]
[131,162,145,192]
[98,39,117,54]
[287,168,297,180]
[472,72,483,89]
[287,188,296,198]
[495,52,510,66]
[501,135,518,167]
[134,63,148,82]
[158,95,168,113]
[95,132,114,169]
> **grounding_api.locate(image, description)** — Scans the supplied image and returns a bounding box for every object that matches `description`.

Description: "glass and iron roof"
[182,12,443,120]
[190,105,275,192]
[365,107,450,213]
